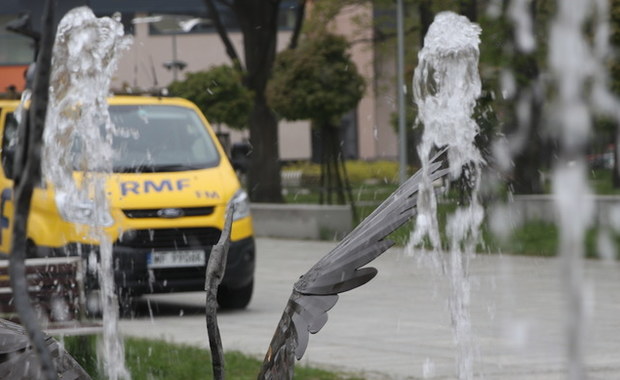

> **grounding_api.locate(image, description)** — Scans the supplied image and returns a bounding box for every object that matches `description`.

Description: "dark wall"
[2,0,208,19]
[89,0,206,14]
[3,0,298,30]
[5,0,91,33]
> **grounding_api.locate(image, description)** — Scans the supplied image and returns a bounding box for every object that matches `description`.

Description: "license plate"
[147,250,206,269]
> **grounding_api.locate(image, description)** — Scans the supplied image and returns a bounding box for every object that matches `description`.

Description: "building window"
[148,14,227,35]
[0,15,35,65]
[148,1,299,36]
[279,1,298,30]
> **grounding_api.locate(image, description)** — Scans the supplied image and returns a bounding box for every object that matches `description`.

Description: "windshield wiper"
[112,164,205,173]
[150,164,205,172]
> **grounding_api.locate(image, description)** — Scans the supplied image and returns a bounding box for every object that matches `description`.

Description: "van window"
[109,105,221,173]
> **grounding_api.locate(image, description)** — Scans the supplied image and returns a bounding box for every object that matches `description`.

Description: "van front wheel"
[217,280,253,310]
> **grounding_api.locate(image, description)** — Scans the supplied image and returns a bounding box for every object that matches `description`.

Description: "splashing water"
[484,0,620,377]
[44,7,132,380]
[407,11,483,380]
[409,12,484,253]
[548,1,620,378]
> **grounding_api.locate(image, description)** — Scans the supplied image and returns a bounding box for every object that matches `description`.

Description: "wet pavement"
[119,238,620,379]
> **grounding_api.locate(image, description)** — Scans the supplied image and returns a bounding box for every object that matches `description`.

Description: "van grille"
[116,228,221,249]
[122,207,214,219]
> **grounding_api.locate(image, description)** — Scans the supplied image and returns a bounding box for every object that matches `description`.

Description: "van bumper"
[36,237,256,295]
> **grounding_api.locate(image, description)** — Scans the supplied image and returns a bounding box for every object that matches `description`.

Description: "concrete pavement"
[119,238,620,379]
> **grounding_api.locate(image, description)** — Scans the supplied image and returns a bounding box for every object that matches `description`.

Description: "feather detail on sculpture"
[259,149,449,379]
[0,319,91,380]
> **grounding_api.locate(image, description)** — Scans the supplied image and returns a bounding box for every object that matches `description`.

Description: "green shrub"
[168,65,253,130]
[345,160,400,184]
[283,160,405,186]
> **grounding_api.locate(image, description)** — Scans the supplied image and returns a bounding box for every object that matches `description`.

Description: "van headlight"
[55,193,114,227]
[231,189,250,221]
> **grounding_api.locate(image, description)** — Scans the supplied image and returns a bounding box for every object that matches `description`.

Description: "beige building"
[110,5,399,163]
[111,14,313,161]
[329,5,399,161]
[0,1,400,162]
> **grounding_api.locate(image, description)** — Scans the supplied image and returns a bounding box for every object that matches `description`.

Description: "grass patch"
[281,165,620,259]
[482,221,620,259]
[589,169,620,195]
[481,221,559,257]
[311,189,617,258]
[283,160,405,186]
[283,183,399,205]
[62,335,365,380]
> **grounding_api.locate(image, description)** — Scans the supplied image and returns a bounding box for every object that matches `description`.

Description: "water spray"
[408,11,483,380]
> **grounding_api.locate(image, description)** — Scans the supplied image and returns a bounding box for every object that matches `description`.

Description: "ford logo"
[156,208,184,218]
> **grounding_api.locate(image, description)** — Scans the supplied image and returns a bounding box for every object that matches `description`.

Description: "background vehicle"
[0,96,255,310]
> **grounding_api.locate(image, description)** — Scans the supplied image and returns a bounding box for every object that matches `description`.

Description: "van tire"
[217,280,253,310]
[26,240,38,258]
[118,291,136,318]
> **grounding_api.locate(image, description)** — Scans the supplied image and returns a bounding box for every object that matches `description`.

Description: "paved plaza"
[120,238,620,379]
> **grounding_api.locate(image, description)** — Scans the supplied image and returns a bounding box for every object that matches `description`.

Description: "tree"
[203,0,307,203]
[491,0,552,194]
[267,33,365,206]
[389,63,422,167]
[168,65,253,131]
[610,0,620,186]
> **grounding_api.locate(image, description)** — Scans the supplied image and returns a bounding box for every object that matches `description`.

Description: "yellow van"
[0,95,255,309]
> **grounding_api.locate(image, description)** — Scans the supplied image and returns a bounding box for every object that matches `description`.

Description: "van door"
[0,109,17,255]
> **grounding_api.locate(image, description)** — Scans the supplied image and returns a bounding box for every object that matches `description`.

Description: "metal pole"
[396,0,408,184]
[172,33,178,81]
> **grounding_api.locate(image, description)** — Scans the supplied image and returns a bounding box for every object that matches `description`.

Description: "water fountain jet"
[408,11,484,380]
[44,7,131,380]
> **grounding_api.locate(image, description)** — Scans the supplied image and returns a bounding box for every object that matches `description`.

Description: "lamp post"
[163,34,187,82]
[132,15,190,83]
[164,18,200,81]
[396,0,408,184]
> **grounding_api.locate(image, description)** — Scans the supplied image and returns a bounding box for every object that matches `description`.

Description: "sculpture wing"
[0,319,91,380]
[259,150,448,379]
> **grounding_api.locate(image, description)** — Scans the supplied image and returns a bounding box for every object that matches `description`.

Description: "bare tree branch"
[9,0,57,379]
[288,0,306,49]
[205,205,234,380]
[203,0,244,71]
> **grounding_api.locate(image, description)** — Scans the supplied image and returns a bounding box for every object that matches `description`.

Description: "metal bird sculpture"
[7,1,62,379]
[205,205,235,380]
[0,318,90,380]
[257,150,449,379]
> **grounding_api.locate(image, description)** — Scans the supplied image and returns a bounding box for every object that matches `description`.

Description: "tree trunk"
[329,126,345,205]
[500,0,549,194]
[247,95,283,202]
[233,0,283,203]
[323,127,332,204]
[459,0,477,22]
[419,0,433,48]
[511,86,546,194]
[318,122,349,205]
[407,127,422,168]
[613,130,620,188]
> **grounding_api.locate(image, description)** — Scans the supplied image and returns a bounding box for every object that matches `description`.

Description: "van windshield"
[109,105,220,173]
